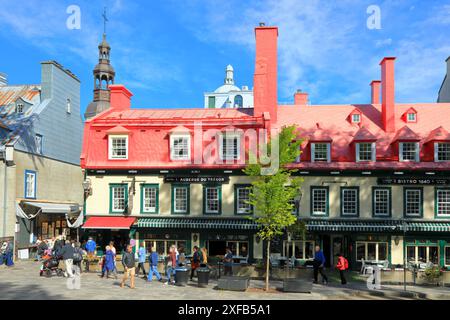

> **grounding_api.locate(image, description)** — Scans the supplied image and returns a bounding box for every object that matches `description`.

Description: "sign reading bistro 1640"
[164,176,230,183]
[377,177,450,185]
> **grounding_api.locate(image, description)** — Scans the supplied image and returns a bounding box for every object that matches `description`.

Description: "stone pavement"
[0,260,446,300]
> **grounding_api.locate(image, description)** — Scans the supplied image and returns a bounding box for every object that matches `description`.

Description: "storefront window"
[283,240,315,259]
[356,241,388,261]
[406,245,439,265]
[226,241,248,257]
[445,247,450,266]
[144,239,187,256]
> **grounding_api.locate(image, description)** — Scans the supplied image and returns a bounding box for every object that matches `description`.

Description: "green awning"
[305,219,450,233]
[137,217,258,230]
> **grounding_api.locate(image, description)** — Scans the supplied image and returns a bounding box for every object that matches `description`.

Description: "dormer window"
[170,134,191,161]
[399,142,419,162]
[311,143,330,162]
[16,103,24,114]
[435,143,450,162]
[356,142,376,162]
[407,113,416,122]
[108,135,128,160]
[402,108,418,123]
[220,133,241,160]
[351,114,361,124]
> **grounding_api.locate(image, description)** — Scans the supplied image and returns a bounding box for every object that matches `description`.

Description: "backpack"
[73,248,83,263]
[341,257,349,270]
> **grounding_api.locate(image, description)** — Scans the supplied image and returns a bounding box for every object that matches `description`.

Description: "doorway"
[331,236,344,267]
[322,235,331,267]
[207,240,226,256]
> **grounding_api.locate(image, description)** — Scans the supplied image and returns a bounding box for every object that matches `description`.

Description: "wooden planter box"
[218,276,250,291]
[283,279,313,293]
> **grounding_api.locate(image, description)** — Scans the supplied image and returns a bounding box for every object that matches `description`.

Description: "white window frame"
[356,142,376,162]
[399,142,419,162]
[434,142,450,162]
[436,189,450,217]
[226,241,249,257]
[311,143,330,162]
[25,171,36,199]
[170,134,191,161]
[236,186,252,214]
[283,240,315,260]
[444,246,450,267]
[16,103,24,113]
[355,241,388,261]
[204,186,220,214]
[373,188,391,217]
[311,187,328,216]
[219,133,241,161]
[111,185,127,212]
[404,188,422,217]
[351,113,361,123]
[142,185,158,213]
[406,245,439,265]
[108,135,128,160]
[341,188,359,216]
[173,186,189,214]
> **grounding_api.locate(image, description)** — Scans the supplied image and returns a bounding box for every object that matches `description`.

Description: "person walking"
[60,240,75,278]
[136,242,147,278]
[313,245,328,284]
[109,241,118,274]
[102,246,117,279]
[190,246,200,281]
[73,242,85,276]
[223,247,233,276]
[121,245,136,289]
[147,247,163,282]
[336,253,349,285]
[165,245,177,285]
[85,237,96,272]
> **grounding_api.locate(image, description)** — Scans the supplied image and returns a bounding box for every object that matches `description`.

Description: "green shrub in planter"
[421,266,443,285]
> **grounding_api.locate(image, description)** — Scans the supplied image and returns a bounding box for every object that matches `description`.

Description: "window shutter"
[326,143,331,163]
[311,143,315,162]
[355,143,360,162]
[399,143,403,161]
[415,142,420,162]
[434,142,438,161]
[371,142,376,162]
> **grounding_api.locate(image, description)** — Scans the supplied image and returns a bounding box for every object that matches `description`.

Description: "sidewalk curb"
[351,289,450,300]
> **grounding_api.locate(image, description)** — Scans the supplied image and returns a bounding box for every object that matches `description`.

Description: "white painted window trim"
[356,142,376,162]
[25,171,36,199]
[404,189,422,217]
[407,113,416,122]
[311,143,330,163]
[399,142,420,162]
[170,133,191,161]
[351,113,361,123]
[341,188,358,216]
[434,142,450,162]
[173,186,189,213]
[219,133,241,161]
[108,135,129,160]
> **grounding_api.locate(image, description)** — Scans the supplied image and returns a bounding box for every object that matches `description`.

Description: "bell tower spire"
[84,7,116,119]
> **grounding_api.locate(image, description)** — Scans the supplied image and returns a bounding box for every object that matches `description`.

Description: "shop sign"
[164,176,229,183]
[377,177,450,185]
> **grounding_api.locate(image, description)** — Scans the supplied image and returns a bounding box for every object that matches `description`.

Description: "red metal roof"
[82,216,136,229]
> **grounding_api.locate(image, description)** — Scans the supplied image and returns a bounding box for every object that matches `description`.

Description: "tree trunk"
[265,240,270,292]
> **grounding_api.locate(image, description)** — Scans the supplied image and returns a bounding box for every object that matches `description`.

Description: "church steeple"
[84,8,116,119]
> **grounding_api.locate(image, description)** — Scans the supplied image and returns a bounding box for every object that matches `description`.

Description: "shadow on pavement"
[0,282,60,300]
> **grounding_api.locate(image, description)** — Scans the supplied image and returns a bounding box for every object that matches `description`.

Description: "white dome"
[214,84,241,93]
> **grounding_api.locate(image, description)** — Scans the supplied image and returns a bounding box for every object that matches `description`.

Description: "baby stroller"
[39,250,64,277]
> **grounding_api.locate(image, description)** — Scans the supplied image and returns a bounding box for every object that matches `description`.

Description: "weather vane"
[102,7,108,34]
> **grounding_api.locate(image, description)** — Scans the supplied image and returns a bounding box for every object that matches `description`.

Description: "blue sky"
[0,0,449,115]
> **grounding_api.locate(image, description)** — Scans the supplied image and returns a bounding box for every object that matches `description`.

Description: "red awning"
[82,216,136,230]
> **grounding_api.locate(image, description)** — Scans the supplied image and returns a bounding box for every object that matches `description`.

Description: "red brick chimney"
[294,90,308,105]
[370,80,381,104]
[109,84,133,111]
[380,57,396,132]
[253,23,278,123]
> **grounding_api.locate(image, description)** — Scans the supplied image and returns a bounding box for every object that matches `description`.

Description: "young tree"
[243,125,303,291]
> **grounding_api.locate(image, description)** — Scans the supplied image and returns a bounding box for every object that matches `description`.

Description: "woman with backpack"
[335,253,349,285]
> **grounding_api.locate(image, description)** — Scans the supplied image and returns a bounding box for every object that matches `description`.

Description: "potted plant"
[421,265,443,286]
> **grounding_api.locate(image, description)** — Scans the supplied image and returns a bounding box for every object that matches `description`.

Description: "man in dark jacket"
[313,245,328,284]
[60,240,75,278]
[121,245,136,289]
